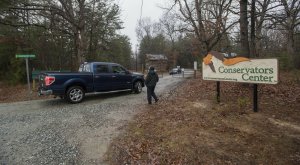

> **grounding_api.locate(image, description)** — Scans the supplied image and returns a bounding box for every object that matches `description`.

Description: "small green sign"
[16,54,36,58]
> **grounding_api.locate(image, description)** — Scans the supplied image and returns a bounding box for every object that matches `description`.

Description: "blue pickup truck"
[38,62,145,103]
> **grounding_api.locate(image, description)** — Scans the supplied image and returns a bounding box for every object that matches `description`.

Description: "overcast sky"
[118,0,164,50]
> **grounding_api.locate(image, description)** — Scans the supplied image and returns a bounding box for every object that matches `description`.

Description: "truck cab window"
[112,66,126,74]
[95,65,109,73]
[79,63,91,72]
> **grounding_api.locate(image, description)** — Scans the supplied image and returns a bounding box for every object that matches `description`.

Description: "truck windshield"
[79,63,91,72]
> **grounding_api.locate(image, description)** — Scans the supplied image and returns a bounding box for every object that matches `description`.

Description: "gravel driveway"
[0,74,186,164]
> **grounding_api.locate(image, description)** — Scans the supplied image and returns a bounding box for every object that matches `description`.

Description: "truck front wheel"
[133,81,142,94]
[66,86,85,103]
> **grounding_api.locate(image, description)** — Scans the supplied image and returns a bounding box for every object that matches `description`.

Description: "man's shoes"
[155,99,159,103]
[148,102,152,104]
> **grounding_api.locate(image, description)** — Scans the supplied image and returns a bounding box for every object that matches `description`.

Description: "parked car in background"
[38,62,145,103]
[169,68,181,75]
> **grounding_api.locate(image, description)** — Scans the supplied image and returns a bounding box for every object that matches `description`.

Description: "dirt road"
[0,74,186,164]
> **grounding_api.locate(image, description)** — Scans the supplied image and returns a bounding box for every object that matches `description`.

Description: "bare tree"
[255,0,272,57]
[44,0,88,67]
[167,0,236,56]
[160,12,181,66]
[136,17,162,42]
[268,0,300,67]
[135,17,166,66]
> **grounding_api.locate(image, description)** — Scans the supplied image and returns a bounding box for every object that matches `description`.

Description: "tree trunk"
[287,29,297,68]
[255,0,270,57]
[75,29,86,67]
[239,0,250,57]
[250,0,256,57]
[280,0,298,68]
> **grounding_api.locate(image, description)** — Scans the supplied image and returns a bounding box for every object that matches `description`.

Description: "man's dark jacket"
[145,70,159,87]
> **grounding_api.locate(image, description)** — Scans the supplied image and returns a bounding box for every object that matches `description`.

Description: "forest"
[0,0,299,84]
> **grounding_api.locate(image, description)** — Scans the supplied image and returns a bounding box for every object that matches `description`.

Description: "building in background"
[145,54,168,72]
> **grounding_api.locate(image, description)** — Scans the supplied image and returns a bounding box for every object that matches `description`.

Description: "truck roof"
[85,62,120,65]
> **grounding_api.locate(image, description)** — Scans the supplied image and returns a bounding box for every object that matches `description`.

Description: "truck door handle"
[95,75,99,78]
[112,75,116,78]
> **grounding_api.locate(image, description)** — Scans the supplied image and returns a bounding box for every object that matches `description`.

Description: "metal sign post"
[217,81,220,103]
[25,58,30,92]
[253,84,258,112]
[16,54,36,94]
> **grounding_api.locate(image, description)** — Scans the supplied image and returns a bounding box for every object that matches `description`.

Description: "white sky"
[118,0,164,51]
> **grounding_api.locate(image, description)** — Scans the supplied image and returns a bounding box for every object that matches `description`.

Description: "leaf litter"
[106,71,300,165]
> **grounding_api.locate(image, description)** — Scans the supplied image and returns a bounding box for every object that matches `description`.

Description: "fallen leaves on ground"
[0,82,50,103]
[106,71,300,165]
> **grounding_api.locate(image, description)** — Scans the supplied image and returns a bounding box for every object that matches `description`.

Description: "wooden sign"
[202,51,278,84]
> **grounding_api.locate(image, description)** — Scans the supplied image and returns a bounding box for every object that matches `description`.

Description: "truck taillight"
[45,76,55,86]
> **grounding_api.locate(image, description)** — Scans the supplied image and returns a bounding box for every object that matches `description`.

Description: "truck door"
[93,64,112,92]
[111,65,132,90]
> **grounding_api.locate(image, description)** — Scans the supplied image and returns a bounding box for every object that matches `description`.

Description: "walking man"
[145,66,159,104]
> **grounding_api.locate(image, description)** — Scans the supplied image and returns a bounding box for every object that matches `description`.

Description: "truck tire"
[66,86,85,103]
[133,81,142,94]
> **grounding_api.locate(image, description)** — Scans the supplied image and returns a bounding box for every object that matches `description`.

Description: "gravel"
[0,74,186,164]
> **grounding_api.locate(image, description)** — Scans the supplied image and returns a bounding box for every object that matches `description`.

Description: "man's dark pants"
[147,85,158,104]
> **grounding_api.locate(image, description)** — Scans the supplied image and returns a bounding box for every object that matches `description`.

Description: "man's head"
[149,66,155,70]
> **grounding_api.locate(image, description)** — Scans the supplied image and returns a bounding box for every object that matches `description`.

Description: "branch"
[0,20,47,29]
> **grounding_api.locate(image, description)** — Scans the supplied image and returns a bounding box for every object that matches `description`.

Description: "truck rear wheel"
[66,86,85,103]
[133,81,142,94]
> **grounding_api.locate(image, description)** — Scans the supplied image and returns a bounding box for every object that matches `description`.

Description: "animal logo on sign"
[203,51,250,72]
